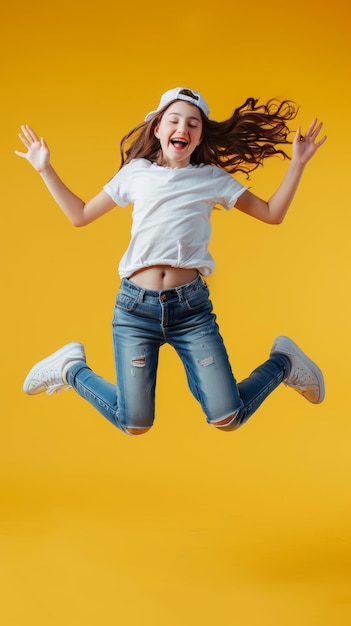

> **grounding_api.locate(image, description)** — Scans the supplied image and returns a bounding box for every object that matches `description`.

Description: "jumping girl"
[16,87,326,435]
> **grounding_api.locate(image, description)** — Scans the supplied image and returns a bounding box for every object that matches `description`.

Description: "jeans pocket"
[184,285,211,311]
[115,292,139,312]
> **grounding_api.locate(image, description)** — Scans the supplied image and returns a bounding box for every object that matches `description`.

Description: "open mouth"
[171,138,188,149]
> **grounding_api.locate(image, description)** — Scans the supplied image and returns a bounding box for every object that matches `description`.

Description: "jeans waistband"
[121,273,206,303]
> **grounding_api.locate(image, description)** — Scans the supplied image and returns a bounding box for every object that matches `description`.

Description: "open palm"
[293,119,327,166]
[15,125,50,172]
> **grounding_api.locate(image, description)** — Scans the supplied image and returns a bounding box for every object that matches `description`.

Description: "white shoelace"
[286,368,317,390]
[46,382,72,396]
[35,370,71,395]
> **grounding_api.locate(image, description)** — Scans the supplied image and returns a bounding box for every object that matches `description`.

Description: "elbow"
[266,209,286,225]
[71,214,88,227]
[271,214,285,225]
[68,203,91,227]
[266,201,287,225]
[71,218,85,228]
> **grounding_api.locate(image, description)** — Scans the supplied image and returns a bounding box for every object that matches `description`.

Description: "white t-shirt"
[103,158,247,278]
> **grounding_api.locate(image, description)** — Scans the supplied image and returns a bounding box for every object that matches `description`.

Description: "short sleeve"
[103,162,133,207]
[212,167,247,209]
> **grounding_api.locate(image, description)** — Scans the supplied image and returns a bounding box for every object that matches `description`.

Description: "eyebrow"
[166,112,201,122]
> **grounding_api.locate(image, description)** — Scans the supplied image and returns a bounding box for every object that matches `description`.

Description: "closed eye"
[167,116,201,129]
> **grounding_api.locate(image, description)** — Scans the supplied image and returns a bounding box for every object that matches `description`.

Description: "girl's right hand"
[15,125,50,173]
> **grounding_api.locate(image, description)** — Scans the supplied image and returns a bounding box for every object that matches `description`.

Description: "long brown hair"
[119,96,298,176]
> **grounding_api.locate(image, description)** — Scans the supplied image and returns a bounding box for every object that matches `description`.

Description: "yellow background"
[1,0,350,623]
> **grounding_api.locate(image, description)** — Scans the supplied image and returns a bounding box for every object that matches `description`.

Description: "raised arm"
[234,118,327,224]
[15,125,116,226]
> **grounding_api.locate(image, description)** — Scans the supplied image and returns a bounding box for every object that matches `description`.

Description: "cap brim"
[144,110,158,122]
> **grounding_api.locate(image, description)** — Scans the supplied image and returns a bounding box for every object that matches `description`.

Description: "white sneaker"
[23,342,86,396]
[270,336,325,404]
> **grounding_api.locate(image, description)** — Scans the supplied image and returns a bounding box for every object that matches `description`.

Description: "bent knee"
[211,410,240,432]
[125,426,152,436]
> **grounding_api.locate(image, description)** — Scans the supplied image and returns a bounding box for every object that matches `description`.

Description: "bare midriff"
[129,265,199,290]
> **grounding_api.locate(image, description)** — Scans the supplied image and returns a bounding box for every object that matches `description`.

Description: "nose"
[177,120,188,134]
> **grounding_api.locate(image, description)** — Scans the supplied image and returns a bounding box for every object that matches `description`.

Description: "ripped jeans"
[67,274,289,434]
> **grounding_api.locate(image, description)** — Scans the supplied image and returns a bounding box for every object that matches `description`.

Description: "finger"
[304,118,318,137]
[312,123,325,143]
[21,124,39,142]
[307,121,327,147]
[14,150,28,158]
[293,125,303,143]
[18,132,30,148]
[315,134,327,147]
[305,119,325,143]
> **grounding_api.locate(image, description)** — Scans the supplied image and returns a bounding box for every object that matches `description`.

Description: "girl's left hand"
[293,119,327,165]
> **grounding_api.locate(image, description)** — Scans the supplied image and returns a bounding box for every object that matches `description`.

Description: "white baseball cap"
[144,87,210,122]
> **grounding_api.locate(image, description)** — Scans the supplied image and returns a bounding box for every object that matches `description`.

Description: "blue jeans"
[68,275,289,434]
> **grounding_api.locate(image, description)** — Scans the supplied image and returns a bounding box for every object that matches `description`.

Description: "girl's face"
[154,101,203,168]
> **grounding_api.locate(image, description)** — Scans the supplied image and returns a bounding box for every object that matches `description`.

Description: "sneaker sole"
[23,342,85,395]
[272,336,325,404]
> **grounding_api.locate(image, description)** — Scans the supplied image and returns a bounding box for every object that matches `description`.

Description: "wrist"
[289,156,306,174]
[39,163,53,176]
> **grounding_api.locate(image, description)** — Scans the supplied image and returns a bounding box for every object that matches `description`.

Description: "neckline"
[151,162,194,171]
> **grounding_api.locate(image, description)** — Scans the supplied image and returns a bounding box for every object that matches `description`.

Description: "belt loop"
[175,286,183,302]
[137,288,146,303]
